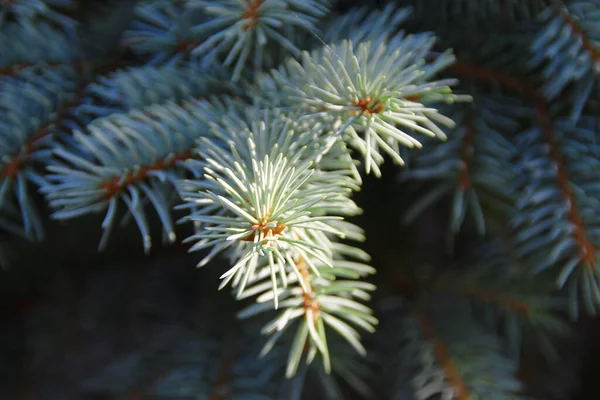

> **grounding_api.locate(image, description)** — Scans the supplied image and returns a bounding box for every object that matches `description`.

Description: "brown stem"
[449,59,597,266]
[558,8,600,65]
[296,256,320,322]
[0,57,124,180]
[534,100,596,265]
[242,0,263,31]
[100,149,195,199]
[449,60,538,97]
[416,308,469,400]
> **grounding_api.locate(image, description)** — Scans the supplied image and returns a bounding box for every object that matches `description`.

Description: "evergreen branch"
[75,64,225,121]
[122,0,208,65]
[530,0,600,121]
[237,238,377,379]
[0,0,76,28]
[513,102,600,317]
[0,65,82,240]
[375,304,452,400]
[3,59,214,245]
[535,102,596,265]
[43,99,213,253]
[415,307,469,400]
[433,267,569,360]
[0,69,85,180]
[556,5,600,63]
[403,95,520,236]
[379,300,527,399]
[387,234,568,363]
[266,37,470,176]
[414,300,528,399]
[0,54,127,239]
[320,4,413,48]
[188,0,331,81]
[0,21,82,68]
[180,110,361,301]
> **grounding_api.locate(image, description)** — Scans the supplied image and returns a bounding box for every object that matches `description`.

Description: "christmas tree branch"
[415,307,470,400]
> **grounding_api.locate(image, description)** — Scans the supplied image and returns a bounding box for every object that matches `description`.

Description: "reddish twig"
[450,59,597,266]
[416,307,469,400]
[100,150,195,199]
[558,8,600,66]
[534,99,596,265]
[0,57,124,180]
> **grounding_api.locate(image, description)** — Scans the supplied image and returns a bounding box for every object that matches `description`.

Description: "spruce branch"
[75,64,225,120]
[266,38,471,176]
[0,0,76,28]
[514,109,600,317]
[0,65,81,240]
[0,53,132,241]
[123,0,208,65]
[0,21,82,69]
[0,9,133,236]
[237,238,376,379]
[530,0,600,121]
[2,1,597,398]
[179,112,360,305]
[402,95,521,236]
[321,4,413,49]
[378,301,528,400]
[187,0,332,81]
[386,237,569,365]
[416,301,527,399]
[42,99,213,253]
[177,106,376,379]
[433,265,569,362]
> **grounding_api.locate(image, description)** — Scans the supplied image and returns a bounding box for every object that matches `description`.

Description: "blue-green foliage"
[123,0,208,65]
[263,35,469,176]
[0,0,75,28]
[2,0,599,398]
[530,0,600,122]
[0,65,81,240]
[188,0,332,81]
[437,243,569,361]
[377,300,528,400]
[43,98,213,253]
[75,64,223,119]
[512,116,600,317]
[402,95,523,236]
[0,21,81,68]
[321,3,412,46]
